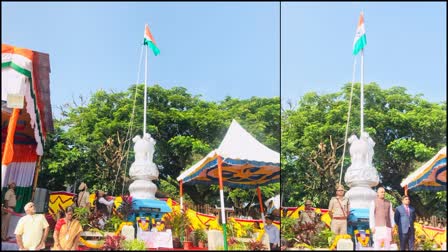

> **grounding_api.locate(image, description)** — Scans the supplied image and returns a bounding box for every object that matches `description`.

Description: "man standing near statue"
[369,187,394,250]
[328,184,350,235]
[394,195,416,250]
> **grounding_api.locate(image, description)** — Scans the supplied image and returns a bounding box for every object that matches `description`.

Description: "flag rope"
[118,45,145,196]
[338,56,357,185]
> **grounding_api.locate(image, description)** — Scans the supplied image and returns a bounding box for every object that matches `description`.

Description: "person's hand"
[371,227,375,234]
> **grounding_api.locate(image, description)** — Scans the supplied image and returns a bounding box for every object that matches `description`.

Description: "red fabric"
[55,218,66,231]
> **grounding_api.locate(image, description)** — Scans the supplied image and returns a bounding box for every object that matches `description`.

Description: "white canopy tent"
[176,119,280,250]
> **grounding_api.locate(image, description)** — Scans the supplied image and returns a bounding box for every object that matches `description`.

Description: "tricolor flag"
[353,12,367,55]
[143,24,160,56]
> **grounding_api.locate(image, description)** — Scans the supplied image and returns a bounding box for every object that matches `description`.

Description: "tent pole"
[256,186,266,227]
[217,155,228,250]
[180,180,183,211]
[31,156,42,201]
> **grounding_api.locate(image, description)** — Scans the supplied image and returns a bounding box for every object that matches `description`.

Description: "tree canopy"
[281,82,446,218]
[38,84,280,208]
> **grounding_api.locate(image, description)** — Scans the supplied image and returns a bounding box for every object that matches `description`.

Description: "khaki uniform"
[328,196,350,235]
[298,210,317,226]
[77,191,91,211]
[2,188,16,240]
[296,209,320,243]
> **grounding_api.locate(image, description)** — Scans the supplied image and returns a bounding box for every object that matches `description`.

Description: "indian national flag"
[143,24,160,56]
[353,12,367,55]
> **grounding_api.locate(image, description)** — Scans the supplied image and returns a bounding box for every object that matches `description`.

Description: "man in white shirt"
[264,215,280,250]
[369,187,395,250]
[95,190,114,229]
[15,202,50,250]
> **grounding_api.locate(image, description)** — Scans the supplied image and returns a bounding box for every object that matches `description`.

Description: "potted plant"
[247,239,267,251]
[281,216,297,248]
[193,228,208,248]
[166,211,191,248]
[227,237,248,250]
[311,227,334,249]
[101,234,125,251]
[103,215,123,233]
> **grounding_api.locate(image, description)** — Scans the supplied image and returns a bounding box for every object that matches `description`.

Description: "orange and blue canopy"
[177,120,280,188]
[401,147,446,191]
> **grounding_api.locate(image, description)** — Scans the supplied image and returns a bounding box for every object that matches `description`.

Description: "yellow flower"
[330,234,352,250]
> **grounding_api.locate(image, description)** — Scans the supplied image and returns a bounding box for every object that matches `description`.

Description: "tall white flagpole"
[360,49,364,135]
[143,42,148,135]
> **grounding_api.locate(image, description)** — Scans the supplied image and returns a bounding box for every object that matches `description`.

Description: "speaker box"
[33,188,49,213]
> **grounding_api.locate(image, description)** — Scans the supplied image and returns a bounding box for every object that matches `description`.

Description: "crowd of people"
[291,184,420,250]
[1,181,119,250]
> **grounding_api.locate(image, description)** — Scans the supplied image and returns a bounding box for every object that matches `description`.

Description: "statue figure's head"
[143,133,151,140]
[348,134,358,144]
[132,135,141,143]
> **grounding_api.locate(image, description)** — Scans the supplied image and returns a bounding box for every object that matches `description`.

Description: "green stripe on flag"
[144,38,160,56]
[1,186,33,213]
[2,61,46,151]
[353,34,367,55]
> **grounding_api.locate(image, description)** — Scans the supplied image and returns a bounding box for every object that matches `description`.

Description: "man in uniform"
[2,181,17,241]
[328,184,350,235]
[77,182,91,212]
[297,200,317,226]
[369,187,394,250]
[296,199,321,244]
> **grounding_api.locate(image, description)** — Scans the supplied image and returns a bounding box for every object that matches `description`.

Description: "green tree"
[39,84,280,208]
[281,82,446,218]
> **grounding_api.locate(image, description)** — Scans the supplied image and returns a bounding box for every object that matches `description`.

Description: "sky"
[2,2,280,119]
[281,2,447,108]
[2,2,446,121]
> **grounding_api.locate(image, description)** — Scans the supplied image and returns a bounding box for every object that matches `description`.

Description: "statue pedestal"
[129,180,158,199]
[344,132,379,209]
[348,208,372,248]
[127,133,172,233]
[132,198,172,219]
[345,185,376,209]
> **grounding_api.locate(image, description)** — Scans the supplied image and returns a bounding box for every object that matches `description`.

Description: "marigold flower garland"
[354,229,370,247]
[136,217,150,231]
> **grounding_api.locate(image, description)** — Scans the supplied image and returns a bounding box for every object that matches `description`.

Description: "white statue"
[348,133,373,170]
[133,133,156,163]
[361,132,375,168]
[129,133,159,180]
[345,132,379,207]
